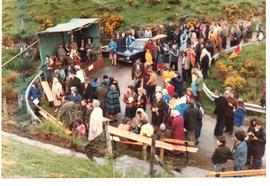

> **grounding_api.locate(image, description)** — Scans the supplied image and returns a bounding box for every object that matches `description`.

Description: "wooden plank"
[37,105,64,126]
[108,126,198,153]
[161,138,196,146]
[207,169,266,177]
[111,136,143,146]
[40,81,54,102]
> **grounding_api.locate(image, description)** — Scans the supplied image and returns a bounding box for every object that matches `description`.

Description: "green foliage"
[208,42,265,104]
[1,136,123,178]
[2,0,265,38]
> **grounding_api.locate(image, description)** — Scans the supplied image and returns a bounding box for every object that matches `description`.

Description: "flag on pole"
[228,45,241,60]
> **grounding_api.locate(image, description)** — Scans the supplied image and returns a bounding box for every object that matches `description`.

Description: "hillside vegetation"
[2,0,265,38]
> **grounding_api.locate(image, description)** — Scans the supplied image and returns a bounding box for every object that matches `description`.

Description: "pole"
[142,143,147,161]
[104,121,113,157]
[149,134,156,177]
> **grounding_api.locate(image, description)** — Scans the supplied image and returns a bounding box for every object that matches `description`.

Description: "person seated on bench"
[140,119,154,138]
[68,87,82,103]
[131,108,149,134]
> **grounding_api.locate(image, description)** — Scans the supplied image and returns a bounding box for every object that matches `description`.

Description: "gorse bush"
[224,74,246,90]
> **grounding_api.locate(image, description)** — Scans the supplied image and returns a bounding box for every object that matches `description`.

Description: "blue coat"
[28,87,42,100]
[233,141,247,168]
[176,103,188,116]
[109,41,117,54]
[233,107,246,127]
[68,93,82,103]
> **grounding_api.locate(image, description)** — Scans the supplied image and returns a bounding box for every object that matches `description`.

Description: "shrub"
[215,61,233,80]
[3,71,19,83]
[224,74,246,90]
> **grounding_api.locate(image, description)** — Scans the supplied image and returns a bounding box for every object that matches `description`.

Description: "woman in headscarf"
[123,85,137,119]
[136,87,147,111]
[107,84,121,122]
[171,110,185,140]
[88,100,103,141]
[52,77,63,112]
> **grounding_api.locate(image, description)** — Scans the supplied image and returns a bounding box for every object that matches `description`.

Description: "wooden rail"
[207,169,266,177]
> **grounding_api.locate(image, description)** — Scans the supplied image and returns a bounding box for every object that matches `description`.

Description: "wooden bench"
[207,169,266,177]
[107,126,198,161]
[159,138,197,161]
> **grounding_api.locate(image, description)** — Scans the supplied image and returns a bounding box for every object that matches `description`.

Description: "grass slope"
[2,0,265,38]
[2,135,120,178]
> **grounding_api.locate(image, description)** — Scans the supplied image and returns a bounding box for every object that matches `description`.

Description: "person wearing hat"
[171,110,185,140]
[232,129,248,171]
[211,136,233,172]
[246,121,266,169]
[233,98,246,135]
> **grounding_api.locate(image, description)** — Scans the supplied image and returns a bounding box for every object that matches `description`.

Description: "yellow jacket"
[145,51,153,66]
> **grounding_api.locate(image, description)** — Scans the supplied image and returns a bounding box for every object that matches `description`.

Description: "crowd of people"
[27,19,265,172]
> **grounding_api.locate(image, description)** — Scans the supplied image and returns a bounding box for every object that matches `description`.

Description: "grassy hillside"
[2,135,121,178]
[2,0,265,38]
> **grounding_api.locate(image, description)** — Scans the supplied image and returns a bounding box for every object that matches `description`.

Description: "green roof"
[39,18,99,34]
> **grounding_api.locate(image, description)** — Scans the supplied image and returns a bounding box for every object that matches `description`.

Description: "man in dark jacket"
[115,33,123,52]
[212,136,233,172]
[184,101,202,142]
[213,92,229,137]
[69,71,83,96]
[247,122,266,169]
[171,72,184,97]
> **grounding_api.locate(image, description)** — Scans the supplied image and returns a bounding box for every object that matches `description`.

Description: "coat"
[151,100,164,127]
[69,77,83,95]
[96,86,108,109]
[106,89,121,115]
[171,76,184,97]
[52,82,63,107]
[184,107,202,131]
[212,145,233,164]
[171,115,185,140]
[233,107,246,127]
[214,96,228,117]
[250,128,266,158]
[28,87,42,100]
[233,141,247,168]
[88,107,103,141]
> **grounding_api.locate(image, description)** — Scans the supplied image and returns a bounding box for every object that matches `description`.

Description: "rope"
[1,39,40,68]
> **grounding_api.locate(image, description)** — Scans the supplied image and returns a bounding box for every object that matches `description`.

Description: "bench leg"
[142,143,147,161]
[160,148,164,161]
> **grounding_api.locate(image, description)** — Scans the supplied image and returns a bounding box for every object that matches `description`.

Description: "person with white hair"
[52,77,63,112]
[200,48,211,79]
[151,92,164,130]
[88,99,103,141]
[171,110,185,140]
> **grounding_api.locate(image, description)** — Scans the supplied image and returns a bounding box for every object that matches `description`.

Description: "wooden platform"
[207,169,266,177]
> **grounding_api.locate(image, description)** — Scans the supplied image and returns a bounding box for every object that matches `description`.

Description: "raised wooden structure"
[40,81,54,102]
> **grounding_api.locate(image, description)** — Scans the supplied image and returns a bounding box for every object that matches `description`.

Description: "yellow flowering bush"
[224,74,246,90]
[215,61,233,80]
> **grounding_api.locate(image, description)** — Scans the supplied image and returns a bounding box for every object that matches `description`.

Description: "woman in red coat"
[171,110,185,140]
[165,80,175,97]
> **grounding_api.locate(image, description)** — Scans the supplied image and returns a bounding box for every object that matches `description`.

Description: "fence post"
[142,143,147,161]
[149,134,156,177]
[104,121,113,157]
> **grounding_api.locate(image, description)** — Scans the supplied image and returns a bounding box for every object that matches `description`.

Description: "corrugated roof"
[39,18,99,34]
